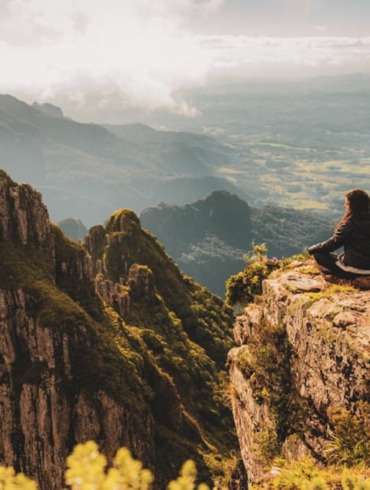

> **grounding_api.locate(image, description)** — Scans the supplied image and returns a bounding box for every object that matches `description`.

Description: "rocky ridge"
[228,261,370,487]
[0,171,52,250]
[0,171,236,489]
[0,171,155,489]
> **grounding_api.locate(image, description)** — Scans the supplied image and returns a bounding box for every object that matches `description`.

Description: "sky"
[1,0,370,119]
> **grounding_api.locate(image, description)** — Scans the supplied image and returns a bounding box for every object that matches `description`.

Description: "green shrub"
[226,243,280,306]
[251,457,370,489]
[325,402,370,466]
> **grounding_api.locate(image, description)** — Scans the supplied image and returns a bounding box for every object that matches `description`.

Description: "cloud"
[1,0,370,117]
[286,0,313,12]
[199,35,370,77]
[314,25,327,32]
[0,0,214,115]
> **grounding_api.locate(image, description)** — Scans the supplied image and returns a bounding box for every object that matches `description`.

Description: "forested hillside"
[141,191,334,296]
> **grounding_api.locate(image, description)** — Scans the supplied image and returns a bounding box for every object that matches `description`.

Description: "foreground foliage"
[0,467,37,490]
[2,444,369,490]
[0,442,210,490]
[251,457,370,489]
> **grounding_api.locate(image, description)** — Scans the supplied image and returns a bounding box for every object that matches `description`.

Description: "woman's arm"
[308,221,353,254]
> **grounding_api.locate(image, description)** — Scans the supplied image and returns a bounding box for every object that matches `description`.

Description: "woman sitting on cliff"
[308,189,370,279]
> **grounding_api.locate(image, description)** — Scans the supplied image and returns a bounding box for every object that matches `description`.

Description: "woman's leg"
[312,252,359,279]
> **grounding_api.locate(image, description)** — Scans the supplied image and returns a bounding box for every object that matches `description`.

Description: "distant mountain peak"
[199,189,233,200]
[106,208,141,234]
[32,102,64,118]
[58,217,87,241]
[196,189,239,204]
[0,93,34,113]
[192,189,251,215]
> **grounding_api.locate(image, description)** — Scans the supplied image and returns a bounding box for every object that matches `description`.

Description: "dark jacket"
[308,214,370,269]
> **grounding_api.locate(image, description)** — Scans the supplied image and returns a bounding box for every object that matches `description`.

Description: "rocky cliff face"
[0,170,52,251]
[0,171,155,489]
[228,262,370,487]
[0,171,236,489]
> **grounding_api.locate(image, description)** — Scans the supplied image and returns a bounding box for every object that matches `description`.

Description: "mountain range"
[2,75,370,230]
[0,94,241,226]
[1,75,369,489]
[128,74,370,217]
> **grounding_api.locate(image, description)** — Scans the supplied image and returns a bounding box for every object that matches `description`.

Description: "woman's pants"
[311,252,360,279]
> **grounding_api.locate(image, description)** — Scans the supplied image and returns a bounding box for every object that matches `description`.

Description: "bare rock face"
[0,172,155,489]
[0,278,155,490]
[95,275,131,318]
[228,262,370,487]
[128,264,156,302]
[0,171,53,255]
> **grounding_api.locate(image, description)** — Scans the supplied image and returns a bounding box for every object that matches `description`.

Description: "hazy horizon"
[2,0,370,123]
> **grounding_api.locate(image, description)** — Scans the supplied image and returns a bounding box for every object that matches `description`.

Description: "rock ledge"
[229,261,370,486]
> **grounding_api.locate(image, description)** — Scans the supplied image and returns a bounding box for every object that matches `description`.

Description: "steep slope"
[104,123,231,172]
[228,261,370,487]
[140,191,333,296]
[0,171,237,489]
[0,95,238,225]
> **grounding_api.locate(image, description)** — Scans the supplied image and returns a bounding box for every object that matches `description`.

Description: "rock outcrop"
[0,170,52,252]
[0,173,155,489]
[228,261,370,487]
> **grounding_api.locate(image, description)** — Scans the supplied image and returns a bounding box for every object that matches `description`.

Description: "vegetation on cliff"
[251,457,370,489]
[225,243,281,306]
[225,243,309,306]
[84,208,237,484]
[89,208,234,367]
[0,222,152,434]
[0,171,237,489]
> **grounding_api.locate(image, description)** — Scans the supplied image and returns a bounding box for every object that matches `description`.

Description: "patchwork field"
[142,74,370,219]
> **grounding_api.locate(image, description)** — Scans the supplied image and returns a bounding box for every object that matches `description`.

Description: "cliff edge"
[228,261,370,487]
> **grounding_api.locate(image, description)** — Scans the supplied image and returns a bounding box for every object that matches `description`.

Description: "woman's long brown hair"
[336,189,370,230]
